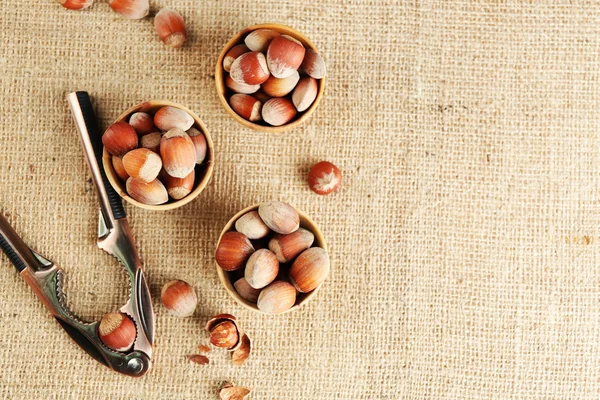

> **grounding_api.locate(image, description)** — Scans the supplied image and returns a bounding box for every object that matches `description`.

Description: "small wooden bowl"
[103,100,214,211]
[215,23,326,133]
[216,204,328,314]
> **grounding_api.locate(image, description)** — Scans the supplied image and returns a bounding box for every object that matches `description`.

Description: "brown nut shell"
[219,384,251,400]
[235,210,270,239]
[161,279,198,317]
[163,170,195,200]
[154,106,194,131]
[160,128,196,178]
[261,98,297,126]
[111,156,129,182]
[300,48,326,79]
[126,177,168,205]
[109,0,149,19]
[205,314,238,332]
[122,148,162,182]
[266,35,305,78]
[129,112,156,135]
[245,249,279,289]
[233,278,261,303]
[289,247,330,293]
[215,232,255,271]
[258,201,299,234]
[154,8,186,48]
[223,44,250,72]
[244,28,280,52]
[268,228,315,263]
[98,312,136,352]
[257,280,296,315]
[229,94,262,122]
[187,354,209,365]
[102,122,138,157]
[292,76,318,112]
[230,52,270,85]
[187,127,207,164]
[261,71,300,98]
[231,333,251,366]
[139,132,162,153]
[225,75,260,94]
[58,0,94,10]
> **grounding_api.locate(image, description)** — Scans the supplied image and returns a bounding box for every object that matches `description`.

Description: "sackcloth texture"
[1,0,600,399]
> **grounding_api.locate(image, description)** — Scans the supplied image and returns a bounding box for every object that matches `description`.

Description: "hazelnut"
[300,48,326,79]
[163,169,195,200]
[289,247,330,293]
[261,71,300,98]
[128,112,156,135]
[257,280,296,314]
[261,98,297,126]
[122,148,162,182]
[154,106,194,131]
[160,128,196,178]
[98,312,136,352]
[233,278,261,303]
[244,29,280,52]
[139,132,162,154]
[235,210,270,239]
[266,35,305,78]
[292,76,318,112]
[126,177,168,205]
[252,89,272,103]
[230,52,270,85]
[108,0,149,19]
[161,279,198,317]
[215,231,255,271]
[268,228,315,263]
[244,249,279,289]
[229,94,262,122]
[102,122,138,157]
[308,161,342,195]
[154,8,186,48]
[111,156,129,182]
[57,0,93,10]
[223,44,250,72]
[258,201,299,235]
[186,127,207,164]
[225,75,260,94]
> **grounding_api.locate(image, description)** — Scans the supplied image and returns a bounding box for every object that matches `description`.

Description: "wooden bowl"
[215,23,326,133]
[216,204,328,314]
[103,100,214,211]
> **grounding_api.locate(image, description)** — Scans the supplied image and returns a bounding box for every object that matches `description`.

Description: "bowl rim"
[102,100,215,211]
[216,203,328,314]
[215,23,326,133]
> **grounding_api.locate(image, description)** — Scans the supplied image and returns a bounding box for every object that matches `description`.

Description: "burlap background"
[1,0,599,398]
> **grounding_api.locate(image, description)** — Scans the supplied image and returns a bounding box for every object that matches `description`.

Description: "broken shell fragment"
[231,333,251,366]
[186,354,209,365]
[219,383,251,400]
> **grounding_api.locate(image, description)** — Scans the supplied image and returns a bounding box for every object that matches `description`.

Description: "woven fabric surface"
[1,0,600,398]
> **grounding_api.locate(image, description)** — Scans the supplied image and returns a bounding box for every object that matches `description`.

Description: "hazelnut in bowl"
[102,101,214,210]
[215,23,326,133]
[216,202,330,314]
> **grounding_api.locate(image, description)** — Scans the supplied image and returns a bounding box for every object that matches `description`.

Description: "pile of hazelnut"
[216,201,330,314]
[102,106,207,206]
[222,29,326,126]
